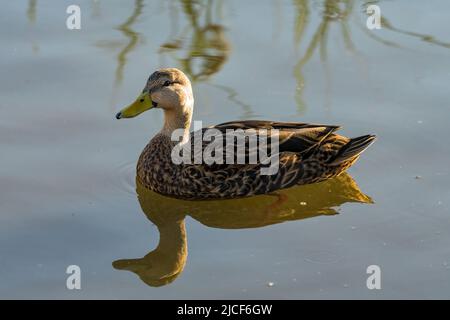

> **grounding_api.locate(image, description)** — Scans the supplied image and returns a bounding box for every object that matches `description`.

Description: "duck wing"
[175,120,351,199]
[207,120,342,155]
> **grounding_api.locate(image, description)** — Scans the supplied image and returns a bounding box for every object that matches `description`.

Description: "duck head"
[116,68,194,135]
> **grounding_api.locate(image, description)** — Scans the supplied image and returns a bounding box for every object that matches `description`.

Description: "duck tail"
[330,134,376,165]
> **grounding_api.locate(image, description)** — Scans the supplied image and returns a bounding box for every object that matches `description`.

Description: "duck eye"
[163,80,171,87]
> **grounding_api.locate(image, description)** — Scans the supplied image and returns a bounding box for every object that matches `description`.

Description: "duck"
[113,172,372,287]
[116,68,376,200]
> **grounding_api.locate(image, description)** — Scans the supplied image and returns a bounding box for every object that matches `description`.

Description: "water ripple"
[114,160,136,197]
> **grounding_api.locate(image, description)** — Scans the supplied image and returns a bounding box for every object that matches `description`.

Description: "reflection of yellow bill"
[116,92,153,119]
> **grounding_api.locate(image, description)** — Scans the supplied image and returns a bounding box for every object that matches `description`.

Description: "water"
[1,0,450,299]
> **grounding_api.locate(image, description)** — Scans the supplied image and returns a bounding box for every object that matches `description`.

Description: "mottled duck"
[116,68,375,200]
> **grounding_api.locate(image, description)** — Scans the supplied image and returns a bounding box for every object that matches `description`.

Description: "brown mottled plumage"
[117,68,376,200]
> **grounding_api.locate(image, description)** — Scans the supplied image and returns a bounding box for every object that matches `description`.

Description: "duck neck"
[160,103,193,143]
[148,219,187,264]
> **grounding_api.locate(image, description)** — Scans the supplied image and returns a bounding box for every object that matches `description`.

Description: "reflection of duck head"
[112,200,187,287]
[113,173,372,287]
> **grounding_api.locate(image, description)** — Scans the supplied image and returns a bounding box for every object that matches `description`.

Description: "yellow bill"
[116,91,153,119]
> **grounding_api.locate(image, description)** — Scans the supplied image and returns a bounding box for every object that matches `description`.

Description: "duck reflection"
[113,173,372,287]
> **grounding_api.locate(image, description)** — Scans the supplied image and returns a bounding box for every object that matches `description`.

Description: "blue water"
[1,0,450,299]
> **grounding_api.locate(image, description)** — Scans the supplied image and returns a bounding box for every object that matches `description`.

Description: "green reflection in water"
[159,0,231,81]
[361,0,450,48]
[27,0,39,53]
[113,173,373,287]
[114,0,144,87]
[24,0,450,114]
[293,0,357,113]
[27,0,37,24]
[95,0,145,89]
[380,16,450,49]
[91,0,101,18]
[93,0,145,109]
[159,0,252,117]
[292,0,450,113]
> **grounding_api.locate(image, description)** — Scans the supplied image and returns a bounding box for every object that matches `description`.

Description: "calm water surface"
[1,0,450,298]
